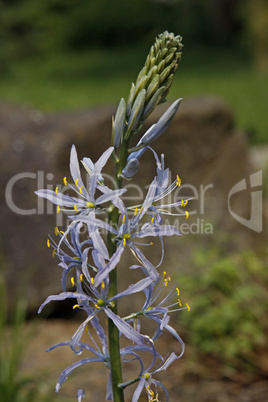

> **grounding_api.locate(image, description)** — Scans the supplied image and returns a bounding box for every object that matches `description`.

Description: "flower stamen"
[176,175,181,186]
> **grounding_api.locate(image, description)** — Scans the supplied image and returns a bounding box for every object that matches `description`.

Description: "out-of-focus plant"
[0,258,50,402]
[178,247,268,372]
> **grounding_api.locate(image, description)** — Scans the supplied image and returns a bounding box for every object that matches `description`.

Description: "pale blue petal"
[122,158,139,178]
[150,379,169,401]
[121,348,144,374]
[46,341,104,358]
[38,292,90,314]
[96,188,127,205]
[140,178,157,218]
[112,196,127,217]
[104,308,146,345]
[164,324,185,358]
[150,148,169,196]
[69,145,88,199]
[132,377,146,402]
[35,189,83,207]
[129,245,159,283]
[140,99,182,145]
[55,357,104,392]
[106,373,113,401]
[93,243,124,288]
[126,143,148,162]
[89,147,114,198]
[70,311,99,354]
[110,277,153,301]
[81,157,94,173]
[154,352,178,373]
[89,229,109,260]
[77,389,86,401]
[71,215,117,235]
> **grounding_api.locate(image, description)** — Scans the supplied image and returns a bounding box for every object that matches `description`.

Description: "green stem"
[106,137,131,402]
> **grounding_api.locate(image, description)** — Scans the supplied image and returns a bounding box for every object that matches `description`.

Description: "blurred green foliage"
[178,247,268,371]
[0,261,50,402]
[0,0,267,143]
[0,0,255,63]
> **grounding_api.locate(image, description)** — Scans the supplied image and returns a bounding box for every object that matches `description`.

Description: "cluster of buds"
[112,31,183,147]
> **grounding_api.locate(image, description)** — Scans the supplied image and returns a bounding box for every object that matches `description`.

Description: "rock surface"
[0,97,266,314]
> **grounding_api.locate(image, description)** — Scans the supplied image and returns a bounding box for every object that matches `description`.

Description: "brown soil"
[20,319,268,402]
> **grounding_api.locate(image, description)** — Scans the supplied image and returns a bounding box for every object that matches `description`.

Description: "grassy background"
[1,42,267,144]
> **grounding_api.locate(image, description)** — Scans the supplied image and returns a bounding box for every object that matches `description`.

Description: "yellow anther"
[168,273,171,281]
[71,277,75,286]
[101,281,105,289]
[176,287,180,296]
[150,216,154,225]
[63,177,67,186]
[176,175,181,187]
[178,298,182,307]
[60,230,64,234]
[47,239,50,248]
[86,201,94,208]
[57,205,60,213]
[122,214,126,223]
[148,388,154,396]
[80,273,83,282]
[150,242,154,246]
[54,227,60,236]
[73,304,80,310]
[164,272,170,286]
[134,207,138,217]
[95,304,100,310]
[79,185,83,194]
[52,249,56,257]
[74,204,79,212]
[185,211,189,219]
[55,187,58,195]
[122,233,130,247]
[90,277,94,284]
[181,199,188,207]
[140,206,143,214]
[75,178,79,186]
[186,303,190,312]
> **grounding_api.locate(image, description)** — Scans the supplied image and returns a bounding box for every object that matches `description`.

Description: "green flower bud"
[113,98,126,148]
[126,89,146,138]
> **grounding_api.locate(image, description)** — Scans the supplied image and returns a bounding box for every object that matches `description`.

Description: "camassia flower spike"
[36,31,191,402]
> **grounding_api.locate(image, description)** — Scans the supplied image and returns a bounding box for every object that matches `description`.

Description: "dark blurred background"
[0,1,268,401]
[0,0,268,142]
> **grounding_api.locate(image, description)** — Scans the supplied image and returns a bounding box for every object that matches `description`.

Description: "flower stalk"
[107,31,183,401]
